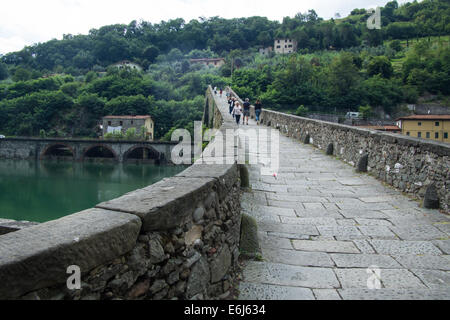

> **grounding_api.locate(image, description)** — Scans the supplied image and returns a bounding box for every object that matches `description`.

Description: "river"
[0,160,186,223]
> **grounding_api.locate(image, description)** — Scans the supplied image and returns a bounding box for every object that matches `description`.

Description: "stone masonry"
[0,86,242,300]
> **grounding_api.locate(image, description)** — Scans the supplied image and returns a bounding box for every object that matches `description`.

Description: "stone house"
[274,39,297,54]
[102,115,154,141]
[259,47,273,55]
[111,60,143,72]
[189,58,226,68]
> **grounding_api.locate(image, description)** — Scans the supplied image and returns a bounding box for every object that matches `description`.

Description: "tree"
[0,63,8,80]
[296,105,309,116]
[358,105,373,120]
[367,56,393,78]
[12,68,31,82]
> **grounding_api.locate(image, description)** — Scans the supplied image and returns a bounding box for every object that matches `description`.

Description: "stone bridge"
[0,85,449,300]
[0,137,181,163]
[223,87,450,300]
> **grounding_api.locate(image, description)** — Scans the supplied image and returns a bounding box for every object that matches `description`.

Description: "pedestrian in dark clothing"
[243,98,251,125]
[254,99,262,125]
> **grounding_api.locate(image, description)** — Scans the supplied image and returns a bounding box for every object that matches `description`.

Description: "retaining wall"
[228,87,450,212]
[0,86,242,300]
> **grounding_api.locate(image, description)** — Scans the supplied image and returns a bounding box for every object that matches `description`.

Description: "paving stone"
[434,223,450,235]
[258,222,319,236]
[251,183,288,193]
[432,240,450,254]
[242,208,280,223]
[262,247,334,267]
[334,268,427,289]
[330,254,402,269]
[295,209,343,218]
[340,210,388,219]
[238,282,315,300]
[337,202,395,211]
[242,261,340,289]
[389,225,447,241]
[369,240,442,255]
[393,255,450,271]
[411,269,450,289]
[338,288,450,300]
[354,219,393,227]
[358,226,397,239]
[359,196,396,203]
[381,209,423,219]
[258,232,293,250]
[317,226,363,239]
[243,204,296,217]
[292,240,360,253]
[266,194,326,203]
[336,219,357,226]
[280,217,338,226]
[313,289,342,300]
[352,240,376,254]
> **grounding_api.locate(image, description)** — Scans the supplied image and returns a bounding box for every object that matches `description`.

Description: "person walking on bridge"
[254,99,262,125]
[232,102,243,125]
[229,97,236,118]
[243,98,251,125]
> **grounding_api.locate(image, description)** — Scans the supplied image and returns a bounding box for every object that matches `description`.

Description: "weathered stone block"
[0,208,141,300]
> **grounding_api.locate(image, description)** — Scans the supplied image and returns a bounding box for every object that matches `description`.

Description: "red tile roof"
[396,115,450,121]
[358,125,401,131]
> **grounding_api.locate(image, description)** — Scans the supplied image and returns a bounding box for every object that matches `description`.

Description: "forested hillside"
[0,0,448,138]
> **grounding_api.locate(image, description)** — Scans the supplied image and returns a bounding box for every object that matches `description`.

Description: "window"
[276,45,281,49]
[108,121,111,126]
[288,45,293,48]
[418,122,422,126]
[120,121,123,126]
[418,132,422,138]
[435,132,439,139]
[406,132,410,136]
[426,132,430,138]
[131,120,134,125]
[277,40,280,43]
[435,122,440,126]
[444,132,448,139]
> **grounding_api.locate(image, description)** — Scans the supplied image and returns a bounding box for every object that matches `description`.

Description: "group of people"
[214,87,263,126]
[226,95,262,126]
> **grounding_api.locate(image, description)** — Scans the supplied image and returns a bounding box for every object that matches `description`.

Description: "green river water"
[0,160,186,223]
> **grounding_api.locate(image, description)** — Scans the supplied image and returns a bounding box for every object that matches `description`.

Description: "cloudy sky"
[0,0,410,55]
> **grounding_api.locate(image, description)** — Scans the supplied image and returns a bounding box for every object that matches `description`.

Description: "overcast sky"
[0,0,410,55]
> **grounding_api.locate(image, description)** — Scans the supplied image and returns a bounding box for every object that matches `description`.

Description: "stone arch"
[40,143,75,160]
[123,145,160,162]
[82,145,117,160]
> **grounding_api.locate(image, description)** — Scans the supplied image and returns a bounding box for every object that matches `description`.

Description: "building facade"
[111,61,143,72]
[274,39,297,54]
[259,47,273,55]
[396,115,450,143]
[189,58,225,68]
[102,115,154,141]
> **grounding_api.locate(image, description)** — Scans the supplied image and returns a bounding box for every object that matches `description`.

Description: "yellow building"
[396,115,450,143]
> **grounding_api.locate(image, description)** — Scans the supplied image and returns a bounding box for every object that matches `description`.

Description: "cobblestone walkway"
[212,92,450,300]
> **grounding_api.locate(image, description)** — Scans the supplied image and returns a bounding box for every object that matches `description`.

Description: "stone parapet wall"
[227,87,450,212]
[0,86,242,300]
